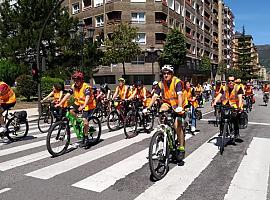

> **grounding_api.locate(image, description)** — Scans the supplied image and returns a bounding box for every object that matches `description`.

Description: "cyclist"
[99,83,111,100]
[183,81,197,133]
[0,81,16,133]
[150,81,159,96]
[262,83,270,104]
[244,82,255,106]
[112,78,128,100]
[203,82,211,101]
[194,83,203,107]
[128,80,151,107]
[145,64,185,160]
[56,71,96,147]
[212,80,223,117]
[212,76,244,138]
[235,78,245,93]
[41,83,64,104]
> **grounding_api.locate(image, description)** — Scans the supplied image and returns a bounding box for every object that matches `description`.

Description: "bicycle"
[93,99,110,122]
[107,99,129,131]
[219,106,238,155]
[46,107,101,157]
[0,109,29,142]
[214,102,222,127]
[38,101,64,133]
[124,100,154,138]
[148,109,185,180]
[243,95,252,113]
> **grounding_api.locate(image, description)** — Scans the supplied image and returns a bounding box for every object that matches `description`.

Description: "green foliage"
[0,59,28,85]
[217,60,226,76]
[102,23,141,77]
[16,75,38,101]
[0,0,78,67]
[226,68,243,78]
[41,76,64,97]
[199,55,212,74]
[43,66,72,81]
[158,29,186,72]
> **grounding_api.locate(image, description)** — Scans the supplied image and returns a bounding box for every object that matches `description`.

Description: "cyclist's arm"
[81,95,90,109]
[212,93,222,106]
[57,92,71,106]
[112,87,119,99]
[42,91,54,102]
[128,88,137,100]
[58,90,63,102]
[143,87,147,101]
[147,94,158,109]
[106,90,111,100]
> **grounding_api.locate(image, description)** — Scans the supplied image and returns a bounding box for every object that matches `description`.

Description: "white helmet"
[152,81,158,86]
[161,64,174,73]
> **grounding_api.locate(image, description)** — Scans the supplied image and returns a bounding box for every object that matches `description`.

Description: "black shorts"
[0,102,16,114]
[71,104,94,120]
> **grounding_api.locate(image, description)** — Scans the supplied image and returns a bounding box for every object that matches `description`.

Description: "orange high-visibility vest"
[116,85,127,100]
[53,92,61,102]
[0,82,16,104]
[245,86,253,96]
[73,83,96,111]
[263,85,269,93]
[159,76,182,108]
[222,85,240,109]
[183,88,198,108]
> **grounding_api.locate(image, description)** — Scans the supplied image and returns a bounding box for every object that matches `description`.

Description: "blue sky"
[224,0,270,45]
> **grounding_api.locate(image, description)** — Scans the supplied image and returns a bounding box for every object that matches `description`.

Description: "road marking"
[0,128,123,171]
[135,133,219,200]
[202,110,214,116]
[0,188,11,194]
[201,119,270,126]
[72,134,193,192]
[224,137,270,200]
[26,133,152,179]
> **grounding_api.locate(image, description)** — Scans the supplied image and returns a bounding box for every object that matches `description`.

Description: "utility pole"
[218,0,224,80]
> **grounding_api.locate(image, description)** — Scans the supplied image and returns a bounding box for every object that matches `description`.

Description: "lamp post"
[145,45,156,76]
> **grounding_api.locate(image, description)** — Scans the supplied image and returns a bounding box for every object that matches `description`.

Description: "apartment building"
[232,33,260,75]
[223,5,234,69]
[63,0,233,84]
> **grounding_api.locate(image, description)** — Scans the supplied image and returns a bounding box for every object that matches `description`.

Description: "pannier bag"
[239,111,248,129]
[14,111,28,123]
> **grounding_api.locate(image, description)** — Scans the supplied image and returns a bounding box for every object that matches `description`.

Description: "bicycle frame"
[65,111,84,140]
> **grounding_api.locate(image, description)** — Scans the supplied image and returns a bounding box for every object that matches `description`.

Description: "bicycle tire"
[46,121,70,157]
[143,111,154,132]
[93,107,104,122]
[6,117,29,142]
[220,122,229,155]
[124,110,138,138]
[149,130,169,180]
[38,111,54,133]
[88,116,101,145]
[107,110,121,131]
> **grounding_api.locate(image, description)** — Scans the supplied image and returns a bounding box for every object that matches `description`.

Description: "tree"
[102,23,141,78]
[158,29,186,74]
[16,75,38,101]
[0,59,27,86]
[199,55,212,75]
[0,0,78,68]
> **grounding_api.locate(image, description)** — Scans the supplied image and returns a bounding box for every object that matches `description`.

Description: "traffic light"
[31,64,39,81]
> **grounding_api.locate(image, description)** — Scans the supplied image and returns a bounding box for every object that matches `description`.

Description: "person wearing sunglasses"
[212,76,244,138]
[144,64,185,161]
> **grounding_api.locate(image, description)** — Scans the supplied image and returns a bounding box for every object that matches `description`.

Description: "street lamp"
[145,45,156,76]
[87,27,95,43]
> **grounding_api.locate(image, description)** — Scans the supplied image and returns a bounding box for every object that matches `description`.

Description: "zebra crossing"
[0,118,270,200]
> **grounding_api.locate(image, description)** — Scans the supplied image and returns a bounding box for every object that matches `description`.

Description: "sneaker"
[176,146,185,161]
[0,126,7,133]
[191,126,196,132]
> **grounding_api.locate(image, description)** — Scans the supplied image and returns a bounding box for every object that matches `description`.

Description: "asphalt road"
[0,91,270,200]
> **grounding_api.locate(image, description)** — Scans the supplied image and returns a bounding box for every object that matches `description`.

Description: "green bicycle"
[46,108,101,157]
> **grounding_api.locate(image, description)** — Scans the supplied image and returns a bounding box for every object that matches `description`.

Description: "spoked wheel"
[6,118,29,142]
[93,107,104,123]
[149,131,169,180]
[88,116,101,145]
[46,121,70,157]
[124,110,138,138]
[107,110,121,131]
[220,123,229,155]
[143,112,154,132]
[38,111,54,133]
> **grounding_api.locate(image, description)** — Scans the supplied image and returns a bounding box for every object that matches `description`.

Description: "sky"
[224,0,270,45]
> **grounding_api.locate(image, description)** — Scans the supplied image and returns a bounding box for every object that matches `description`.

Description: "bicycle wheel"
[38,111,54,133]
[107,110,120,131]
[149,131,169,180]
[93,107,103,122]
[124,110,138,138]
[220,122,229,155]
[46,121,70,157]
[6,118,29,142]
[143,111,154,132]
[88,116,101,145]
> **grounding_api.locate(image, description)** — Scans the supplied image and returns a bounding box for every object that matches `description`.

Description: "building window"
[131,54,145,64]
[175,2,180,14]
[95,15,104,27]
[137,33,146,44]
[72,3,80,14]
[93,75,115,84]
[168,0,174,10]
[94,0,103,7]
[131,13,145,23]
[82,0,91,8]
[126,75,155,85]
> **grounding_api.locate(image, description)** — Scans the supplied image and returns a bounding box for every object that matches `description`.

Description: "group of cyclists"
[1,65,270,157]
